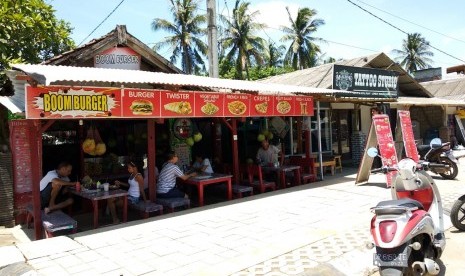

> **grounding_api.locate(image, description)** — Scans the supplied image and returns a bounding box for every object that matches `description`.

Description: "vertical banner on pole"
[372,115,398,187]
[398,110,419,162]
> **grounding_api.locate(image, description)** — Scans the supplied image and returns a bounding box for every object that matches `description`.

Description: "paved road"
[1,160,465,275]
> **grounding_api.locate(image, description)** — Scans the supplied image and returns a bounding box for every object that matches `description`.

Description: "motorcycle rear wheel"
[438,157,458,180]
[450,198,465,231]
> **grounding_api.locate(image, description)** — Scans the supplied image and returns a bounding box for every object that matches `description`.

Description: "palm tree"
[265,40,286,68]
[392,33,434,73]
[219,0,267,80]
[280,7,325,70]
[151,0,207,74]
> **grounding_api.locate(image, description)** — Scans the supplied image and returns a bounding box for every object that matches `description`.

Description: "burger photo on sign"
[130,100,153,115]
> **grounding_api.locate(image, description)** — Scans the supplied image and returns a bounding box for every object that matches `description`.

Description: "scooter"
[417,138,458,180]
[366,146,446,276]
[450,195,465,231]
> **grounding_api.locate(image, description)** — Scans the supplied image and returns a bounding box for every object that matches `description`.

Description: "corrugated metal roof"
[259,53,432,98]
[421,76,465,98]
[391,97,465,106]
[12,64,350,96]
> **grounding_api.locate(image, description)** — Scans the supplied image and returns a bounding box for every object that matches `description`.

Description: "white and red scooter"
[366,145,446,276]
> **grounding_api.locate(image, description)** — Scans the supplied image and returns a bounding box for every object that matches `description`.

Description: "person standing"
[157,151,196,199]
[40,162,76,214]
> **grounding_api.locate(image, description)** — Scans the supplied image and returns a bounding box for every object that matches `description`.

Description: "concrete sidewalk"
[1,164,465,276]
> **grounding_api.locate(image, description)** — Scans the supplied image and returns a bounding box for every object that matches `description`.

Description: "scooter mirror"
[430,138,442,149]
[367,147,379,158]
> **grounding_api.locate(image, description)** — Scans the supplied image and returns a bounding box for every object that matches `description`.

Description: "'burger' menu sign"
[122,89,160,117]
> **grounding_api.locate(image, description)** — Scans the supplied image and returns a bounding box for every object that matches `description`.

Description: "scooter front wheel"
[450,197,465,231]
[439,157,458,180]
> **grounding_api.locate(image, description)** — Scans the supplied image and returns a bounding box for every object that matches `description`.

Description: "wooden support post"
[30,120,44,239]
[147,119,156,201]
[231,119,240,185]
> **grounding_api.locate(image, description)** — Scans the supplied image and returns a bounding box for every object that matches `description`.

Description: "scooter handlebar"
[371,166,397,174]
[420,161,449,169]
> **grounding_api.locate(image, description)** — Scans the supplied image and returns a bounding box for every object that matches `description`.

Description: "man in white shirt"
[192,154,214,174]
[40,162,77,214]
[256,139,280,165]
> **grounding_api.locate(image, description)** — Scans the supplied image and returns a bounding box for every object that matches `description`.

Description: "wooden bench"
[129,201,163,219]
[156,197,190,213]
[314,159,336,175]
[26,205,77,238]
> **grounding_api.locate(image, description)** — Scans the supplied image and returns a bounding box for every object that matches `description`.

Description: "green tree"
[0,0,75,96]
[219,0,266,80]
[392,33,434,73]
[280,7,324,70]
[152,0,207,75]
[265,40,286,68]
[0,0,75,146]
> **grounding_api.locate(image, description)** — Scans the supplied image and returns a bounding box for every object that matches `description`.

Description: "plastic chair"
[247,164,276,193]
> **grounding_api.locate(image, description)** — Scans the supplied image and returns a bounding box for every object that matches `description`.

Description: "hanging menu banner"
[294,96,314,116]
[398,110,419,162]
[194,92,224,117]
[25,86,314,119]
[25,85,121,118]
[160,91,194,117]
[373,114,398,187]
[122,88,160,117]
[250,95,274,117]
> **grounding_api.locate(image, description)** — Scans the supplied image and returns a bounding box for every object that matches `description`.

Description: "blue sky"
[49,0,465,73]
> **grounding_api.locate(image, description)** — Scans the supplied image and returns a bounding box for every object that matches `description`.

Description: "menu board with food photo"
[294,96,314,116]
[250,95,274,117]
[194,92,224,117]
[224,94,250,117]
[26,85,121,119]
[160,91,194,117]
[122,89,160,117]
[274,96,294,116]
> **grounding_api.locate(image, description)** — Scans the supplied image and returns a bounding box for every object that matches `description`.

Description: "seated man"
[157,151,197,199]
[40,161,77,214]
[256,139,280,165]
[192,154,214,174]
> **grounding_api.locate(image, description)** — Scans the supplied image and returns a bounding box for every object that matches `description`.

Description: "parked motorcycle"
[417,137,458,180]
[367,146,446,276]
[450,195,465,231]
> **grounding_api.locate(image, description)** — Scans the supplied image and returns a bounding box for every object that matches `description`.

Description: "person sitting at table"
[40,161,76,214]
[192,153,214,174]
[256,139,280,166]
[109,160,148,224]
[157,151,197,199]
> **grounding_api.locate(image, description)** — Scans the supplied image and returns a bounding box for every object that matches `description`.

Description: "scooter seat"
[374,198,424,215]
[417,145,430,151]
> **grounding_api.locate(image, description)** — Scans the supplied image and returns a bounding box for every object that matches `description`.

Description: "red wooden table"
[182,173,233,206]
[71,188,128,229]
[261,165,301,189]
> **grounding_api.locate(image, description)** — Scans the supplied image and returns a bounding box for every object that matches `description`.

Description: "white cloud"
[250,1,300,31]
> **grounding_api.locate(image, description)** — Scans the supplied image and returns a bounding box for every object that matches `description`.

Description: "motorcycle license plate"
[373,252,408,267]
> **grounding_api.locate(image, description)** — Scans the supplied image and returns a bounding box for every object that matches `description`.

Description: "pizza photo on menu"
[201,102,219,115]
[227,101,246,115]
[164,101,192,115]
[276,101,291,114]
[254,102,268,114]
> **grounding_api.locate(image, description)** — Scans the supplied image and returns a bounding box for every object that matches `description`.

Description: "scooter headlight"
[397,158,417,181]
